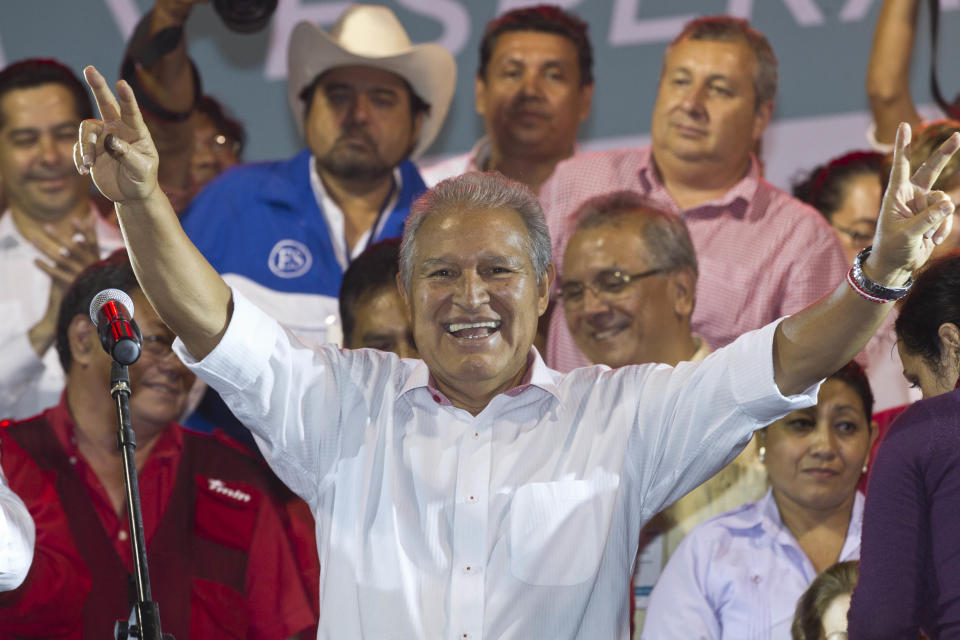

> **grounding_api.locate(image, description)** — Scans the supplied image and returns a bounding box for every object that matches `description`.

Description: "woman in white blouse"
[642,363,876,639]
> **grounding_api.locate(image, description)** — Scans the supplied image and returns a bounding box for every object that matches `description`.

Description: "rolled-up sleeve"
[626,317,820,517]
[174,288,347,505]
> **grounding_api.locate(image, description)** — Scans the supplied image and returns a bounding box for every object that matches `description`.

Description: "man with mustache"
[540,16,849,373]
[422,4,593,195]
[76,57,959,636]
[157,4,454,440]
[178,4,455,346]
[0,59,124,420]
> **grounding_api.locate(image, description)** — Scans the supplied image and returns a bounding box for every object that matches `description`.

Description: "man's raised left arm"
[773,123,960,396]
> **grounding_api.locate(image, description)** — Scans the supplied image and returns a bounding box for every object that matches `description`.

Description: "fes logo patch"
[268,239,313,278]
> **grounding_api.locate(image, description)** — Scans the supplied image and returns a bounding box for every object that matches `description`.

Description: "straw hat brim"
[287,21,456,159]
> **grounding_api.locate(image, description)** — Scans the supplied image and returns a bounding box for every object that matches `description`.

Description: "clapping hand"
[870,123,960,283]
[74,66,159,204]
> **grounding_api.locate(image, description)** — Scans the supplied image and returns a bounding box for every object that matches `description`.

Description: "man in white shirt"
[422,4,593,194]
[0,458,32,592]
[77,64,958,639]
[0,59,123,419]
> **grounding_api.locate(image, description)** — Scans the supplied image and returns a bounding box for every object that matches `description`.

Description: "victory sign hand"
[870,123,960,282]
[74,66,159,204]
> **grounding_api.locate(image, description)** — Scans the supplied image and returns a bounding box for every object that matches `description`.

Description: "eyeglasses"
[194,134,241,156]
[833,224,875,248]
[559,268,667,305]
[141,334,176,360]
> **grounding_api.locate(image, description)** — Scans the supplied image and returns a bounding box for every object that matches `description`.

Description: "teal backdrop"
[2,0,959,188]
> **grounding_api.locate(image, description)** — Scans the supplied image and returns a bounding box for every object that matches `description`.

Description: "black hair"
[0,58,93,129]
[478,4,593,86]
[830,361,874,419]
[56,250,139,373]
[792,151,884,221]
[895,252,960,371]
[339,239,402,347]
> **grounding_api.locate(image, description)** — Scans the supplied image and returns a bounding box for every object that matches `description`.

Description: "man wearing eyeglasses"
[539,16,848,373]
[560,191,768,632]
[0,251,317,638]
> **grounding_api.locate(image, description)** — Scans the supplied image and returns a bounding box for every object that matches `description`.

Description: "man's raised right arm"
[77,66,230,360]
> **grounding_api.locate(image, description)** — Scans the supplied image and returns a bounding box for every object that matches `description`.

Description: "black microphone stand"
[109,361,172,640]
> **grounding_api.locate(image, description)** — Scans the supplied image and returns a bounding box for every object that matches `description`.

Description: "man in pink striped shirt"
[540,16,848,372]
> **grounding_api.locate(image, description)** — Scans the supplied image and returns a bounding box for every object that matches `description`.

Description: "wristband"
[846,246,913,302]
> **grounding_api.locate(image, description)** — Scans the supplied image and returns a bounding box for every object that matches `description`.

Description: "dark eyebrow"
[7,127,39,137]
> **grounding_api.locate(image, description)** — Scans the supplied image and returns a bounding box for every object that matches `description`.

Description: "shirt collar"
[398,347,562,406]
[745,488,864,554]
[690,335,711,362]
[467,137,493,172]
[48,391,183,462]
[308,156,404,271]
[638,148,762,214]
[467,136,580,176]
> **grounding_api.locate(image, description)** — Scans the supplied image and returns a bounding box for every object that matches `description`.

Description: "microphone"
[89,289,142,365]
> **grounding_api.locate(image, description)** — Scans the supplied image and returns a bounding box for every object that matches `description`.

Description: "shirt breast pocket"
[509,479,616,586]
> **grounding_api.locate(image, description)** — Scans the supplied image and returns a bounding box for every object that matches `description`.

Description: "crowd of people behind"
[1,0,960,638]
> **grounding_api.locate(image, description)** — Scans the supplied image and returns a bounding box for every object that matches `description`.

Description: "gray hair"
[570,190,698,276]
[668,15,778,110]
[399,172,553,290]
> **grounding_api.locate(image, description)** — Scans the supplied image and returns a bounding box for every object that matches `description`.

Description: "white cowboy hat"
[286,4,457,159]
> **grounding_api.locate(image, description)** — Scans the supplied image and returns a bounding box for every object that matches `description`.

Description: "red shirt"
[0,398,316,639]
[0,418,90,637]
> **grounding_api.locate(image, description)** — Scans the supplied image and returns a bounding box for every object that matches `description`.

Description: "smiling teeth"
[448,321,500,332]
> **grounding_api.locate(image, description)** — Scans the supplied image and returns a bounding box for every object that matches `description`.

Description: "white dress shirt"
[0,451,34,592]
[174,290,819,640]
[642,489,864,640]
[0,210,124,419]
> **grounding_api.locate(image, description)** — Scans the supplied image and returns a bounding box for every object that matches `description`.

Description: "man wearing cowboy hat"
[175,3,455,347]
[146,4,454,439]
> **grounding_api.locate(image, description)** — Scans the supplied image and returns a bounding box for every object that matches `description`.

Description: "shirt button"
[467,495,477,503]
[472,432,479,440]
[118,530,129,541]
[68,456,78,465]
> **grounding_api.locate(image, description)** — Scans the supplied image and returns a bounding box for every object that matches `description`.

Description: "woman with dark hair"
[793,151,885,264]
[794,152,916,416]
[643,364,875,639]
[792,560,859,640]
[848,252,960,637]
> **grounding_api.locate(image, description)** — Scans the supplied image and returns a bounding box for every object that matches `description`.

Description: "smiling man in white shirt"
[76,64,959,639]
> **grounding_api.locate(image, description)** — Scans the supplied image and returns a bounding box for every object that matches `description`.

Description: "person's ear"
[475,74,488,117]
[752,99,774,142]
[577,83,595,122]
[68,315,98,369]
[537,264,555,317]
[868,419,879,450]
[668,268,697,319]
[396,272,413,323]
[938,322,960,353]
